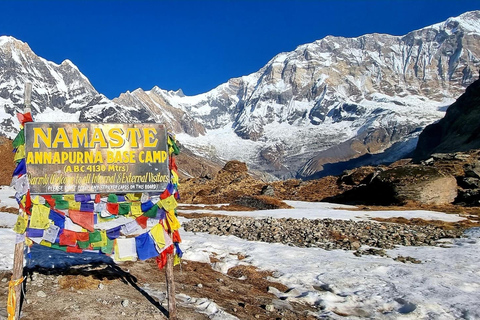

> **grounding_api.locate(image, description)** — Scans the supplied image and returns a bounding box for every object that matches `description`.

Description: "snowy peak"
[113,87,206,137]
[0,36,155,137]
[437,10,480,34]
[0,11,479,180]
[124,11,480,179]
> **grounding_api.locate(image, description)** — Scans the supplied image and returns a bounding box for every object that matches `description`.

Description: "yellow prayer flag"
[13,215,28,234]
[174,255,181,266]
[14,145,25,162]
[130,202,143,217]
[150,224,166,248]
[40,240,52,247]
[31,195,41,205]
[68,201,81,210]
[29,204,51,229]
[161,195,177,212]
[171,170,179,185]
[166,210,181,231]
[125,193,141,201]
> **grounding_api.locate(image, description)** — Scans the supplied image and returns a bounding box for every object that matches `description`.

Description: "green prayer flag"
[119,202,131,215]
[101,238,114,254]
[143,204,158,218]
[77,241,90,249]
[12,129,25,148]
[171,139,180,155]
[89,230,102,243]
[50,243,68,252]
[55,199,69,210]
[107,194,118,203]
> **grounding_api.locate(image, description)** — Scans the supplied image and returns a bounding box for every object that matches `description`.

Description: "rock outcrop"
[369,165,458,205]
[414,75,480,161]
[179,160,265,204]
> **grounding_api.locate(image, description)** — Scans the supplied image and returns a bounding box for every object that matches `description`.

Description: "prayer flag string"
[11,113,183,269]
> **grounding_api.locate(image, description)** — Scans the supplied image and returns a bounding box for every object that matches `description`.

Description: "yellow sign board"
[24,123,169,194]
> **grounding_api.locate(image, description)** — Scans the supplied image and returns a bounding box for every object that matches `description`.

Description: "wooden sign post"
[11,221,25,319]
[10,83,31,319]
[166,243,177,319]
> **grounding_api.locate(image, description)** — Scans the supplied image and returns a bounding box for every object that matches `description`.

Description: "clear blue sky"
[1,0,479,99]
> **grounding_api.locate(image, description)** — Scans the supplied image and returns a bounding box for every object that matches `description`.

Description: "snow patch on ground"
[179,201,466,222]
[0,228,16,270]
[180,225,480,319]
[0,185,477,318]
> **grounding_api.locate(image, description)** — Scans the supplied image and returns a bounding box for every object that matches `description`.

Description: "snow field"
[0,189,478,319]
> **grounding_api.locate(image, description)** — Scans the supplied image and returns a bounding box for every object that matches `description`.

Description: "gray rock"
[261,185,275,196]
[183,216,464,253]
[465,161,480,179]
[265,304,275,312]
[461,177,480,189]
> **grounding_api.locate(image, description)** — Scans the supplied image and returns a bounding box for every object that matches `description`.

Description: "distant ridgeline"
[11,112,183,268]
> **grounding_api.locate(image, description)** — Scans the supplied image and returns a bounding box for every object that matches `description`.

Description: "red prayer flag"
[106,202,119,215]
[17,112,33,125]
[59,229,77,246]
[172,230,182,243]
[69,210,95,231]
[42,195,56,208]
[136,215,148,229]
[160,189,171,200]
[169,156,178,172]
[76,232,90,242]
[24,190,32,215]
[66,246,83,253]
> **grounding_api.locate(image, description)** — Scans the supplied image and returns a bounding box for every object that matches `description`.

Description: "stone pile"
[183,216,465,251]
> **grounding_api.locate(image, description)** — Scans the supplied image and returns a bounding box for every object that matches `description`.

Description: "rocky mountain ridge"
[0,11,479,180]
[115,11,480,179]
[0,36,154,133]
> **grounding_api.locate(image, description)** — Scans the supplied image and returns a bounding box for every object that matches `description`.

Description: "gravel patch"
[183,216,465,251]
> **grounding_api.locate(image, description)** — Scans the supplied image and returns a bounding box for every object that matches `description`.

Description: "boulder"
[369,165,457,205]
[232,195,291,210]
[261,185,275,196]
[464,161,480,179]
[222,160,248,173]
[338,166,379,186]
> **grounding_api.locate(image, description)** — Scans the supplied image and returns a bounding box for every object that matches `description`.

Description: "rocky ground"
[0,258,317,320]
[2,136,480,319]
[182,216,466,251]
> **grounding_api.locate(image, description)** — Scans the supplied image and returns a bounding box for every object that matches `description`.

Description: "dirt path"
[0,258,316,320]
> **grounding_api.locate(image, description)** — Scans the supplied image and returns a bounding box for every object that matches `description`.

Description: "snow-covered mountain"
[114,11,480,179]
[0,36,154,132]
[1,11,480,179]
